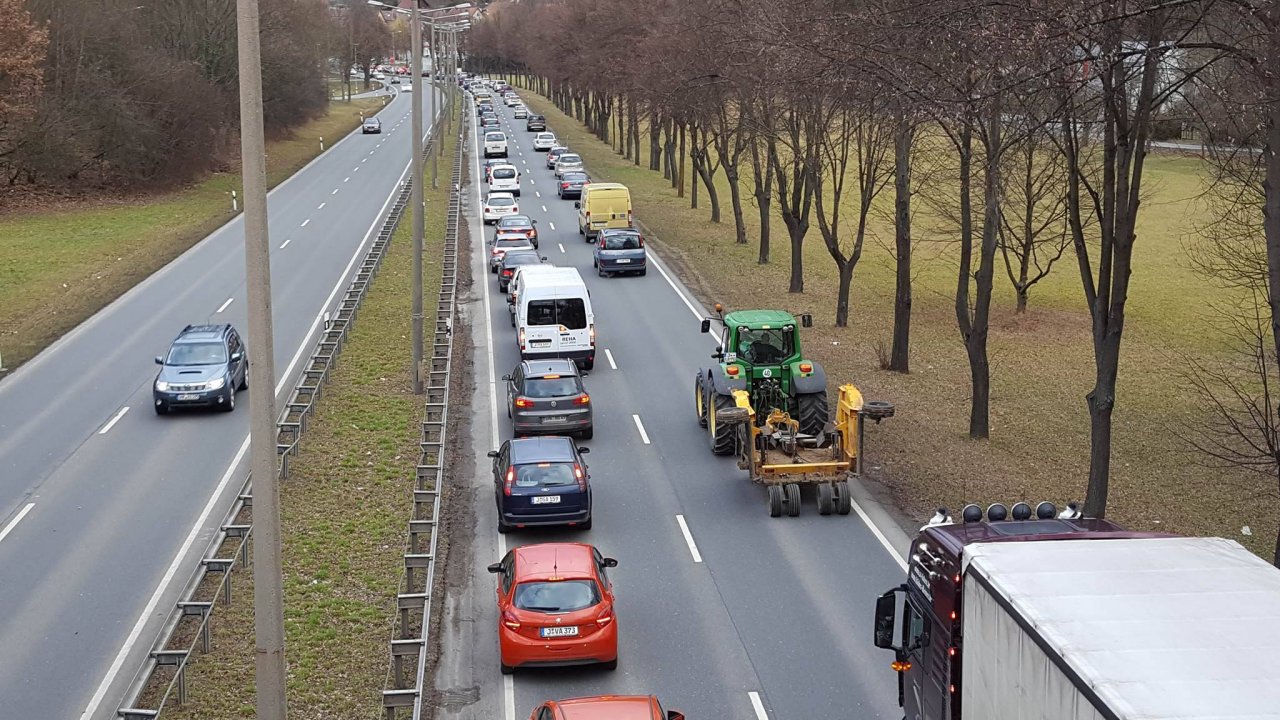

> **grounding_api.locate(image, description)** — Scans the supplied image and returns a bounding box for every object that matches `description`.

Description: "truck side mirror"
[874,589,900,649]
[574,201,581,209]
[801,313,813,328]
[700,318,711,334]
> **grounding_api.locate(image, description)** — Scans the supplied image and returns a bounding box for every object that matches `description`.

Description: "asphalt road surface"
[0,87,436,719]
[434,91,913,720]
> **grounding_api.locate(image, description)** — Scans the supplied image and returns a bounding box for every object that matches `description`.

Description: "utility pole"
[430,21,440,188]
[234,0,287,717]
[409,0,424,395]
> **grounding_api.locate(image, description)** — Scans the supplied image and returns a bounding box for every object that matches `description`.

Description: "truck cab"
[873,503,1135,720]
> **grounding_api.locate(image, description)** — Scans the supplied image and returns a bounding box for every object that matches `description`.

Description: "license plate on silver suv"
[531,495,561,504]
[177,394,199,401]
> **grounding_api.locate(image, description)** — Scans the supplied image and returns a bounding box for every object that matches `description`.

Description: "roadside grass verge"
[0,96,386,373]
[163,130,453,719]
[514,86,1274,557]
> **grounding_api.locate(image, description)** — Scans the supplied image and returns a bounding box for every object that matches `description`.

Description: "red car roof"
[514,543,596,582]
[557,695,658,720]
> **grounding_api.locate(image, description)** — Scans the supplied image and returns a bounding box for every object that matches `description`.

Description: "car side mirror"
[667,713,685,720]
[155,356,164,365]
[577,446,590,454]
[574,201,581,209]
[801,313,814,328]
[532,219,538,224]
[700,319,711,334]
[601,557,618,568]
[874,587,904,650]
[540,256,547,262]
[500,374,511,381]
[487,450,499,458]
[230,352,243,362]
[486,562,503,574]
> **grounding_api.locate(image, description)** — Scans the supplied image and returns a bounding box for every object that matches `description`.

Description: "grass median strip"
[0,96,385,373]
[162,132,453,720]
[513,84,1275,556]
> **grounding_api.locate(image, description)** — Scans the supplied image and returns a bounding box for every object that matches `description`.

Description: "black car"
[494,213,539,248]
[488,436,592,533]
[153,324,247,414]
[504,359,594,439]
[526,114,546,132]
[497,249,545,292]
[557,171,590,199]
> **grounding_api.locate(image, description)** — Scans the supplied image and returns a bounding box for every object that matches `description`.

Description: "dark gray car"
[557,171,589,199]
[153,324,247,414]
[593,228,647,277]
[504,359,593,439]
[497,249,545,292]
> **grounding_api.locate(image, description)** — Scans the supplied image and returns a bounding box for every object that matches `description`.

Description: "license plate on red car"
[540,626,579,638]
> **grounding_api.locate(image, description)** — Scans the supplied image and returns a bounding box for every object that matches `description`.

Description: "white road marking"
[604,348,617,370]
[851,498,908,570]
[362,158,368,163]
[98,406,130,435]
[331,188,339,195]
[300,218,310,228]
[317,202,326,210]
[675,514,703,563]
[541,205,547,212]
[558,243,565,254]
[0,503,35,545]
[353,166,359,173]
[344,176,350,183]
[81,140,422,720]
[632,414,651,444]
[548,222,555,231]
[651,256,704,321]
[279,238,293,249]
[216,297,234,313]
[535,191,540,198]
[748,691,770,720]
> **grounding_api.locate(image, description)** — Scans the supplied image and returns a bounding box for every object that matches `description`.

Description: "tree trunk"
[889,115,913,373]
[677,120,687,197]
[690,126,700,209]
[727,163,747,243]
[751,136,774,264]
[1016,286,1029,313]
[650,110,662,171]
[835,259,855,327]
[1085,343,1119,517]
[631,100,641,165]
[699,153,722,223]
[967,98,1003,439]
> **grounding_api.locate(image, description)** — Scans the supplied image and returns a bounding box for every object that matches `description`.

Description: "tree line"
[466,0,1280,565]
[0,0,395,190]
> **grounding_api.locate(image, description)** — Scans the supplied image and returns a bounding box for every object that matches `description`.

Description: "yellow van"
[575,183,632,242]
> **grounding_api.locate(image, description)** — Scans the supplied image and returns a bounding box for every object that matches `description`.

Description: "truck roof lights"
[986,503,1008,522]
[1011,502,1033,520]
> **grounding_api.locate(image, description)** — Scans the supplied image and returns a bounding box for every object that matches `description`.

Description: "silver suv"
[153,324,247,414]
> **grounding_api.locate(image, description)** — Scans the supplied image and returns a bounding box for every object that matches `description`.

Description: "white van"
[507,264,560,326]
[487,163,520,196]
[516,268,596,370]
[483,131,508,158]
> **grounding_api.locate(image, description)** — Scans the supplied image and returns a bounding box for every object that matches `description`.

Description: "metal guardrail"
[381,109,465,720]
[114,130,438,720]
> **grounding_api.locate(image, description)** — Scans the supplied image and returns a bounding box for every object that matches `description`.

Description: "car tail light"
[492,247,501,255]
[573,464,586,491]
[584,211,591,219]
[502,610,521,630]
[503,467,515,495]
[574,395,590,405]
[588,324,596,346]
[627,210,633,225]
[595,606,614,627]
[637,236,645,247]
[503,269,513,276]
[526,230,535,238]
[561,182,569,189]
[514,397,532,408]
[518,328,525,351]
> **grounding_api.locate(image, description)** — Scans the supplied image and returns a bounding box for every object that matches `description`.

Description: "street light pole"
[430,20,439,189]
[234,0,287,717]
[410,0,424,395]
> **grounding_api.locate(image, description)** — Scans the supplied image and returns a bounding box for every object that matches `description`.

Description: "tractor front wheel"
[694,374,707,427]
[708,392,737,455]
[796,390,829,437]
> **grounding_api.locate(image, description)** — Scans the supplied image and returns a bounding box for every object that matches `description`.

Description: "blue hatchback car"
[488,436,592,533]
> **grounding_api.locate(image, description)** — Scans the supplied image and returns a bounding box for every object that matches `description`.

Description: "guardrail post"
[178,602,215,653]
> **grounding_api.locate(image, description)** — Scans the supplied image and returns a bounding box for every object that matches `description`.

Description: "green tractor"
[694,305,829,455]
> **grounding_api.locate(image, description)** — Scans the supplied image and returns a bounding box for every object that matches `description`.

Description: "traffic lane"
[475,114,770,719]
[494,100,905,717]
[0,90,422,518]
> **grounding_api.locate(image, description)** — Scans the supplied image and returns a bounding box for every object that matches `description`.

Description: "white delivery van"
[483,131,508,158]
[507,264,560,327]
[516,268,596,370]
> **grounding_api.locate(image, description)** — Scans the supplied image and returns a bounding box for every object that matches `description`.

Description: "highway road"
[434,90,915,719]
[0,86,436,718]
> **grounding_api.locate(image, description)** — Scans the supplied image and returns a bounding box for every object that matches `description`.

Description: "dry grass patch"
[0,96,385,373]
[516,86,1275,557]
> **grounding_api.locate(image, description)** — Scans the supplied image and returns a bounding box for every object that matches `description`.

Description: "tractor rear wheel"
[708,392,736,455]
[796,390,829,437]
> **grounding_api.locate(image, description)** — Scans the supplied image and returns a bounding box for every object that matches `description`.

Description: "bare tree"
[998,123,1073,313]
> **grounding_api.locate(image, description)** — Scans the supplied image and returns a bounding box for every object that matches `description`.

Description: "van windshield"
[528,299,587,330]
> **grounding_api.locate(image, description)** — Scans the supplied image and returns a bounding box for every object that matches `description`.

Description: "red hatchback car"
[487,543,619,674]
[528,695,685,720]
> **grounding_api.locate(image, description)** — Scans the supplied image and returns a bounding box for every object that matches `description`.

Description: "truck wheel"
[817,483,834,515]
[708,392,736,455]
[767,485,784,517]
[695,375,707,427]
[834,480,852,515]
[785,483,802,517]
[796,390,829,437]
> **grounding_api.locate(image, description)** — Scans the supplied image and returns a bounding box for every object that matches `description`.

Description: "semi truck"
[873,502,1280,720]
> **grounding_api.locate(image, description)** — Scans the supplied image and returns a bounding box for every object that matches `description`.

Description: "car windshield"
[527,299,587,329]
[493,167,516,179]
[167,341,227,366]
[499,216,532,229]
[602,233,641,250]
[562,173,587,183]
[525,376,581,397]
[513,579,600,613]
[489,196,515,207]
[736,327,795,364]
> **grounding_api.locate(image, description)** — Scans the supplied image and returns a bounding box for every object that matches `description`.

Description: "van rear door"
[521,296,592,361]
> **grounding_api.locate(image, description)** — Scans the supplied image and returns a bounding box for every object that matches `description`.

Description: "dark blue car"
[488,436,592,533]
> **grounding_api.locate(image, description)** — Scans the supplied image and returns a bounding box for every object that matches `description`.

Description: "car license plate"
[530,339,551,346]
[531,495,561,504]
[540,625,578,638]
[615,258,631,264]
[543,416,567,423]
[177,394,199,401]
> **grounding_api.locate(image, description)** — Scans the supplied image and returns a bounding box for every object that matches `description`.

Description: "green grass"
[513,82,1275,558]
[0,96,386,372]
[161,125,455,720]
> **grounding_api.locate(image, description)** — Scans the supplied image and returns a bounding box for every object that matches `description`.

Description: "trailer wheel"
[796,389,829,437]
[785,483,802,517]
[709,392,736,455]
[694,374,707,427]
[817,483,835,516]
[767,485,783,517]
[834,480,853,515]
